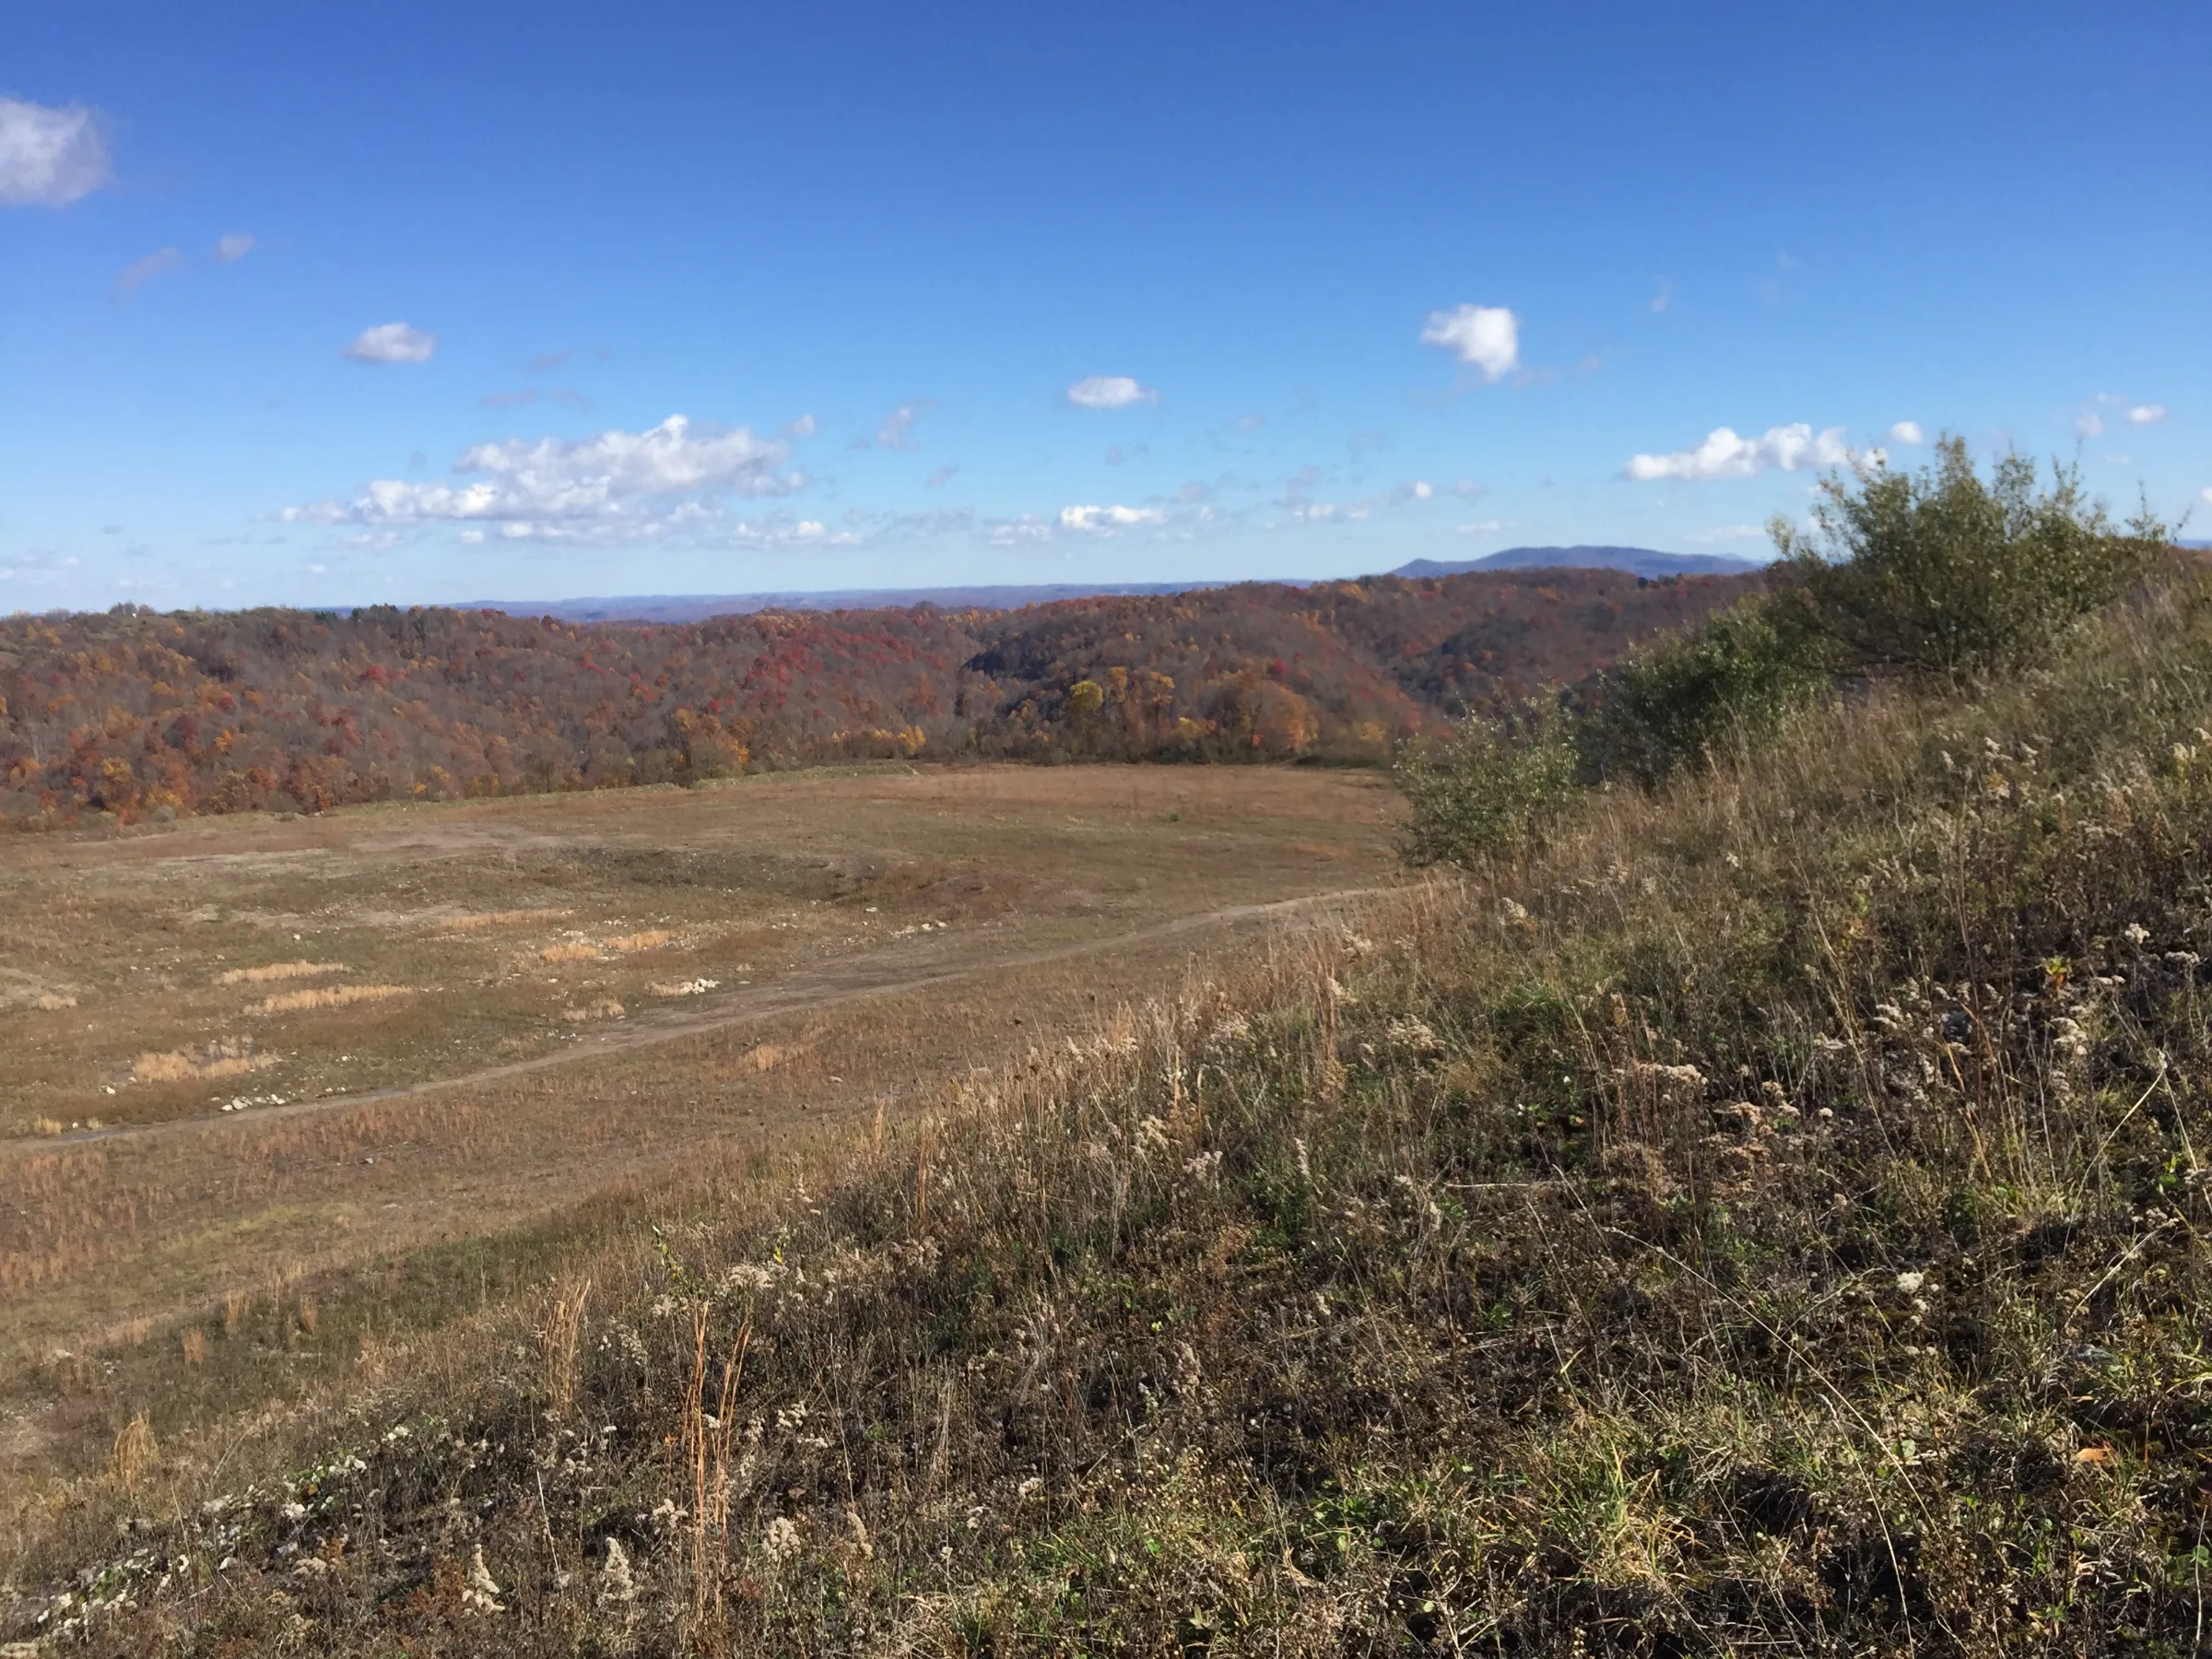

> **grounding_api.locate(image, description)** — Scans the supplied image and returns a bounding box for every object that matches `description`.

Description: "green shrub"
[1577,599,1824,787]
[1766,435,2169,679]
[1394,694,1579,865]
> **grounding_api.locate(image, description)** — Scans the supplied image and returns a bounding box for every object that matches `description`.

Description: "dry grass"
[215,959,345,986]
[429,908,572,934]
[129,1036,273,1085]
[245,983,412,1016]
[537,942,599,963]
[33,992,76,1011]
[560,998,625,1022]
[603,929,674,953]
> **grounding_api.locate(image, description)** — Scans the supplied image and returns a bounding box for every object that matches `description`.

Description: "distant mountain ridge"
[466,548,1756,624]
[460,582,1232,625]
[1393,545,1764,580]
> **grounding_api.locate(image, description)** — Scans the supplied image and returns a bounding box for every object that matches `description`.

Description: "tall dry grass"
[216,960,346,986]
[430,909,572,934]
[130,1036,272,1085]
[246,983,412,1016]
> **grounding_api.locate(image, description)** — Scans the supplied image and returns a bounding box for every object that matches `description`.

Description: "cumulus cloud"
[284,415,803,537]
[1419,303,1521,382]
[343,322,439,365]
[1888,420,1924,445]
[216,233,255,263]
[0,98,111,206]
[114,247,183,298]
[2128,404,2168,427]
[1059,503,1166,532]
[1066,375,1158,410]
[1627,423,1856,482]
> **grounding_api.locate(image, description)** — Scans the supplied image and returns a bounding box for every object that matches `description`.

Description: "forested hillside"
[0,568,1749,824]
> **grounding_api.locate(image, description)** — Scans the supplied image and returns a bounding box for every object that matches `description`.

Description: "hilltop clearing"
[8,573,2211,1649]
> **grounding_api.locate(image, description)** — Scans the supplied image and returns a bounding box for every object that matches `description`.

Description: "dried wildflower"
[462,1545,505,1615]
[596,1538,636,1607]
[1894,1271,1926,1294]
[2123,923,2150,947]
[763,1516,802,1564]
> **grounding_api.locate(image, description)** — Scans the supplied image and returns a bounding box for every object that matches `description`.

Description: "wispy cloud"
[344,322,439,365]
[215,233,255,263]
[1419,303,1520,382]
[877,404,923,450]
[924,465,959,488]
[1627,423,1857,482]
[1066,375,1158,410]
[0,98,110,207]
[114,247,183,298]
[2128,404,2168,427]
[480,386,593,412]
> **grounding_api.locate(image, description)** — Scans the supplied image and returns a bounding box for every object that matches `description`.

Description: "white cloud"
[0,98,111,207]
[1888,420,1924,445]
[216,233,255,263]
[284,414,802,536]
[115,247,182,298]
[924,465,958,488]
[1418,303,1520,382]
[1455,520,1502,535]
[343,322,439,365]
[2128,404,2168,427]
[1058,503,1165,532]
[2202,488,2212,508]
[1066,375,1158,410]
[1627,423,1855,482]
[2077,410,2107,440]
[877,405,921,449]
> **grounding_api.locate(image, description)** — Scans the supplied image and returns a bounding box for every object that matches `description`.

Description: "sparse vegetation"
[244,982,413,1017]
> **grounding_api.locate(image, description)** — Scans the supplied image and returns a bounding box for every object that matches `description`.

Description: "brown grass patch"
[741,1040,807,1072]
[560,999,625,1023]
[34,992,77,1011]
[131,1037,274,1085]
[431,908,572,934]
[248,983,413,1016]
[217,960,347,986]
[538,930,673,964]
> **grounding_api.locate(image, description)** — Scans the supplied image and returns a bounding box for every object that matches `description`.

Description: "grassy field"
[0,764,1395,1488]
[8,576,2212,1653]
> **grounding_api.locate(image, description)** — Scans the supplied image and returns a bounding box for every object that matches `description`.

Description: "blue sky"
[3,1,2206,611]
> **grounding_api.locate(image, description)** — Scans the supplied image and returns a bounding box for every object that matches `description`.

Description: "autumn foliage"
[0,568,1752,824]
